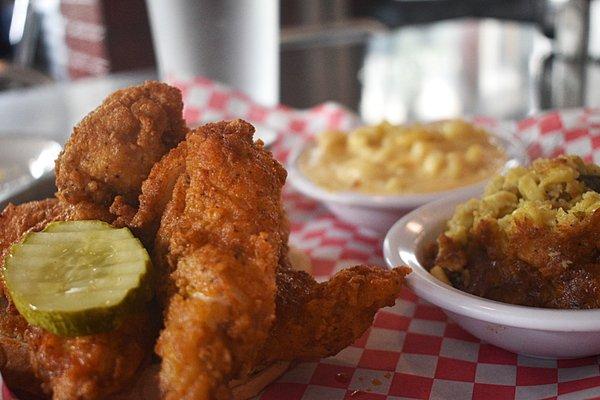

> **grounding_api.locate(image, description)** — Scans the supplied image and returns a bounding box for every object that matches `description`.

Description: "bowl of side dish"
[288,119,528,233]
[384,156,600,358]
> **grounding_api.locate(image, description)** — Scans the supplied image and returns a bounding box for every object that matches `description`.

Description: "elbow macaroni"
[445,155,600,245]
[300,120,507,195]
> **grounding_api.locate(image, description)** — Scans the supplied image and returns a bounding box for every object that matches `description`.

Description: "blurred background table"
[0,0,599,142]
[0,69,154,142]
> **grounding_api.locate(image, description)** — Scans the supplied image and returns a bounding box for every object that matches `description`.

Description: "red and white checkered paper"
[4,77,600,400]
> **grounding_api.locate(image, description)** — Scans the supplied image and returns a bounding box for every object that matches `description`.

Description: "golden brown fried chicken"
[260,263,409,363]
[0,200,67,400]
[0,200,70,261]
[0,82,186,399]
[0,200,156,400]
[55,81,187,210]
[123,140,189,251]
[129,119,408,398]
[26,312,154,400]
[127,137,290,276]
[2,79,409,400]
[152,120,287,399]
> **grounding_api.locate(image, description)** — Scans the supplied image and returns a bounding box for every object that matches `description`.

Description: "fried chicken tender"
[0,200,156,400]
[55,81,187,209]
[123,140,189,251]
[259,263,409,363]
[26,312,154,400]
[2,77,409,400]
[152,120,287,399]
[0,200,67,400]
[0,82,186,399]
[131,119,408,396]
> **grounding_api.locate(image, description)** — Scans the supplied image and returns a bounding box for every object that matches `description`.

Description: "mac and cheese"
[299,120,507,195]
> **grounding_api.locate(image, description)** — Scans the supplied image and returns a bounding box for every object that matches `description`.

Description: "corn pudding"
[299,120,507,195]
[431,155,600,309]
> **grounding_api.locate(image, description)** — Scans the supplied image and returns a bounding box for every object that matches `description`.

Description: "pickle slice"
[42,220,114,232]
[3,220,152,337]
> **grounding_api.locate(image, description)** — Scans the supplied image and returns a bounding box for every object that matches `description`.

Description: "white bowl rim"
[287,123,529,209]
[383,190,600,332]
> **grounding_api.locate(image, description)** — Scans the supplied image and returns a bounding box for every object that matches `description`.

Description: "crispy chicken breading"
[128,119,408,397]
[0,200,67,400]
[152,120,287,399]
[26,312,154,400]
[1,79,410,400]
[123,140,189,256]
[0,81,187,400]
[260,263,409,363]
[55,81,187,209]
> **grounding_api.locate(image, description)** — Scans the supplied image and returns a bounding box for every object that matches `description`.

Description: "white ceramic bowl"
[384,190,600,359]
[287,125,528,234]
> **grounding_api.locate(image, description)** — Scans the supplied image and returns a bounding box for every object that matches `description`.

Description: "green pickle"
[3,220,152,337]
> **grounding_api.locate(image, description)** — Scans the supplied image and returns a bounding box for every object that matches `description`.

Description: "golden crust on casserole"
[433,156,600,309]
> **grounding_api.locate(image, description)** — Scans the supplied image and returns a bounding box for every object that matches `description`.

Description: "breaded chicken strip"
[0,82,185,399]
[153,120,287,399]
[0,200,156,400]
[124,140,190,252]
[55,81,187,210]
[260,263,409,363]
[128,119,408,387]
[26,312,154,400]
[127,138,289,303]
[0,200,67,400]
[0,82,186,398]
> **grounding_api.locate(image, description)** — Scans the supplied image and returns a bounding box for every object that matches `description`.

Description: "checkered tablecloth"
[3,77,600,400]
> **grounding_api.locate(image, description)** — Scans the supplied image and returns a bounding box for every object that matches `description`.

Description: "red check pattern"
[3,77,600,400]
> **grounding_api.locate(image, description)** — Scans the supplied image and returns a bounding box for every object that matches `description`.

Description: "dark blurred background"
[0,0,598,122]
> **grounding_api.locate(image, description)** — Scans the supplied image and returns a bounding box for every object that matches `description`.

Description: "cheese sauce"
[299,120,507,195]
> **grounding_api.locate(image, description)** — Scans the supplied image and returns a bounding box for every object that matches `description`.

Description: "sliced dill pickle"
[3,220,152,337]
[42,220,114,232]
